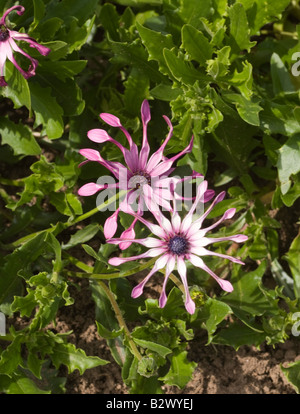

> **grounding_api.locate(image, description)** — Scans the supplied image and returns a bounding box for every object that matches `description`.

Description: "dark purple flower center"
[168,236,189,255]
[0,26,9,42]
[130,170,151,189]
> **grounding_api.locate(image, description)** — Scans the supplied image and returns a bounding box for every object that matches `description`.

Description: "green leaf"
[239,0,291,35]
[39,60,87,82]
[196,298,232,344]
[0,232,46,309]
[1,61,31,110]
[223,94,262,126]
[159,349,197,389]
[96,321,123,340]
[228,3,256,53]
[30,82,64,139]
[63,16,96,53]
[32,0,45,27]
[212,322,266,350]
[99,3,120,41]
[51,342,109,375]
[109,38,163,83]
[45,0,98,26]
[137,21,174,76]
[124,68,150,116]
[222,262,278,316]
[0,118,41,156]
[277,134,300,195]
[178,0,214,27]
[62,224,100,250]
[132,338,172,358]
[181,24,213,66]
[284,233,300,299]
[227,61,254,99]
[281,360,300,394]
[45,233,62,274]
[163,48,208,86]
[0,336,23,376]
[4,376,51,394]
[49,192,83,217]
[270,259,295,300]
[270,53,295,96]
[207,46,231,79]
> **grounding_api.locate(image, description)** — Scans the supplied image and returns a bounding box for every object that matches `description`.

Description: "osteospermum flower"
[107,180,248,314]
[0,6,50,86]
[78,100,213,247]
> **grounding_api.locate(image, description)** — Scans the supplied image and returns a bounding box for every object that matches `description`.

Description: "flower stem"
[98,281,142,361]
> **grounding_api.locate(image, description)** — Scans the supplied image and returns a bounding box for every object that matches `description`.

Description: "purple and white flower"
[107,180,248,314]
[78,100,213,247]
[0,6,50,86]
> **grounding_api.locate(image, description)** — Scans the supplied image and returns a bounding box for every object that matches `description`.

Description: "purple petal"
[78,182,104,196]
[188,254,234,292]
[104,209,119,239]
[11,32,51,56]
[177,256,196,314]
[139,100,151,170]
[100,113,122,127]
[119,223,136,250]
[0,6,25,25]
[141,99,151,125]
[131,254,169,299]
[146,115,173,172]
[79,148,101,162]
[87,128,111,143]
[159,254,176,308]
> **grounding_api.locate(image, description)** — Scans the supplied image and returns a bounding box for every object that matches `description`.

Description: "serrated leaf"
[178,0,214,27]
[163,48,208,86]
[0,118,41,156]
[181,24,213,66]
[96,321,123,340]
[159,350,197,389]
[207,46,231,79]
[51,342,109,375]
[228,3,256,53]
[239,0,291,35]
[223,93,262,126]
[137,21,174,76]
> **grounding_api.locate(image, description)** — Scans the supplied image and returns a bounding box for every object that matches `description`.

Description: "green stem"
[99,281,142,361]
[64,256,157,280]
